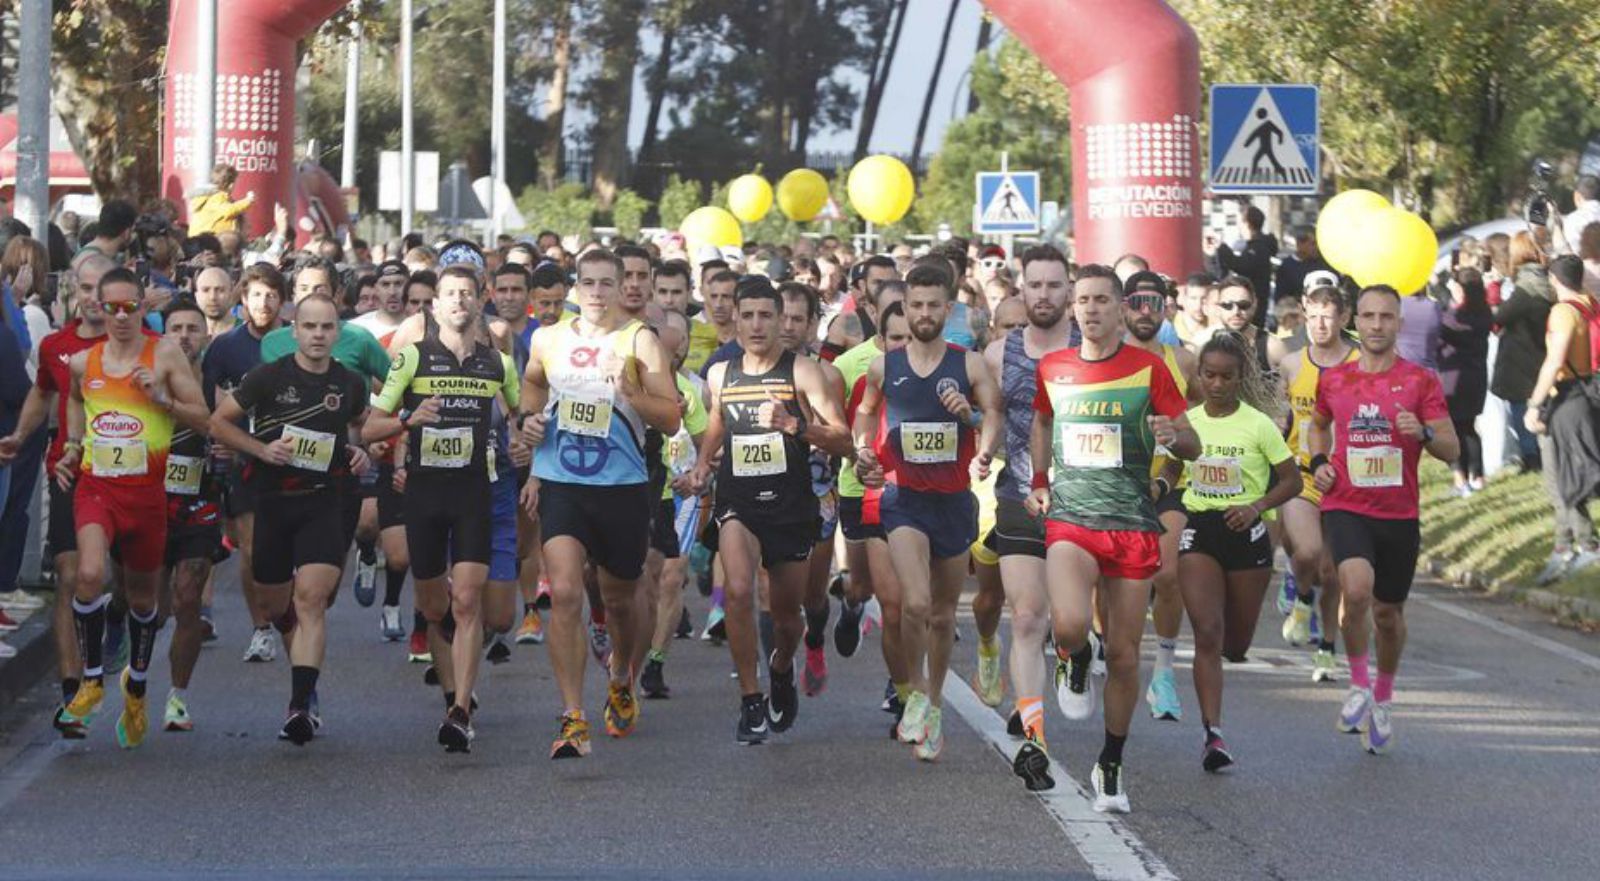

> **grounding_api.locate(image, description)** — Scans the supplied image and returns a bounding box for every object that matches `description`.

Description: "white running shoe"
[0,589,46,611]
[1054,655,1095,721]
[242,628,277,663]
[1337,686,1372,734]
[1091,762,1131,814]
[1363,701,1394,754]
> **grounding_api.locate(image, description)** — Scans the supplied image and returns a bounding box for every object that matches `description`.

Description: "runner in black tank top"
[715,350,816,524]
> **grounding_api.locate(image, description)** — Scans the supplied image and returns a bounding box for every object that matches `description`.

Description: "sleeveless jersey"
[164,420,221,527]
[534,316,649,486]
[877,345,976,494]
[1286,345,1358,467]
[375,324,519,480]
[995,329,1040,502]
[715,351,816,523]
[82,338,172,489]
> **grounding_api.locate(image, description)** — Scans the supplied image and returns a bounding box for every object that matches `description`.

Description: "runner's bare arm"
[1175,346,1201,403]
[1162,412,1201,460]
[1026,407,1051,516]
[691,362,729,490]
[968,350,1004,459]
[626,329,682,435]
[793,357,852,457]
[55,355,89,488]
[207,394,281,463]
[850,355,886,484]
[156,339,212,435]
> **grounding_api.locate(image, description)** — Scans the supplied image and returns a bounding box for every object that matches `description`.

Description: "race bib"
[1191,456,1243,496]
[666,429,697,476]
[558,394,613,438]
[90,438,148,477]
[282,424,336,473]
[164,454,204,496]
[1348,445,1403,488]
[1060,423,1123,469]
[732,432,787,477]
[420,426,474,469]
[901,421,958,464]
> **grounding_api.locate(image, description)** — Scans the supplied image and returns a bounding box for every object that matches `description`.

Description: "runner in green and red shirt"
[1027,264,1199,815]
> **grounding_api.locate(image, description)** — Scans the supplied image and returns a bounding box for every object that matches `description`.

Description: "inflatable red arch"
[162,0,1201,274]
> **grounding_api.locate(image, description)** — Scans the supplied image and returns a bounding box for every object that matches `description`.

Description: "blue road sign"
[975,171,1041,235]
[1209,84,1319,194]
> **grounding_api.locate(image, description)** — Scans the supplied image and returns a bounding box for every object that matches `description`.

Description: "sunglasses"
[101,301,142,317]
[980,258,1005,270]
[1129,293,1165,312]
[1218,300,1253,312]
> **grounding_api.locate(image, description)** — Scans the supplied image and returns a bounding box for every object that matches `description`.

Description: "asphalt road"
[0,553,1596,881]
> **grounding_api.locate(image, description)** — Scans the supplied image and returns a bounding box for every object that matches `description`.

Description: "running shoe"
[54,703,86,739]
[1145,668,1182,721]
[534,577,553,610]
[701,604,727,642]
[1277,571,1298,616]
[1202,732,1234,773]
[114,670,147,750]
[550,711,591,759]
[1055,654,1094,721]
[0,588,45,611]
[380,606,406,641]
[1337,686,1373,734]
[105,621,129,674]
[603,681,638,738]
[833,599,864,658]
[1089,631,1107,678]
[407,628,431,663]
[438,706,474,754]
[675,607,693,639]
[243,627,276,663]
[768,656,799,732]
[974,639,1004,707]
[736,694,770,745]
[1091,762,1131,814]
[163,691,193,732]
[881,679,899,713]
[423,665,439,686]
[0,611,16,633]
[59,678,104,733]
[1308,604,1322,644]
[897,690,930,744]
[485,634,511,665]
[589,621,613,668]
[914,706,944,761]
[828,571,846,598]
[640,657,670,699]
[308,689,323,731]
[1013,737,1054,791]
[352,557,378,607]
[1363,702,1394,755]
[802,645,828,697]
[863,596,883,634]
[1282,599,1313,646]
[514,607,544,644]
[688,544,712,592]
[1311,649,1339,683]
[278,709,315,745]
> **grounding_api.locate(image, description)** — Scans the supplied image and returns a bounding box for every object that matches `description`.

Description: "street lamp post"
[341,2,362,190]
[490,0,507,243]
[400,0,415,235]
[14,0,51,239]
[191,0,218,192]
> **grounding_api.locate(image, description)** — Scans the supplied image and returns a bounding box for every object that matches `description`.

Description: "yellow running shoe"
[115,670,148,750]
[604,681,638,738]
[914,705,944,761]
[550,711,591,759]
[515,608,545,645]
[974,637,1004,707]
[59,678,105,735]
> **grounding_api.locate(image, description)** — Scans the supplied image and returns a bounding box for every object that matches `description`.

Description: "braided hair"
[1199,331,1282,421]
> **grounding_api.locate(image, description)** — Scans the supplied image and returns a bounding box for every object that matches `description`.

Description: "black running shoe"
[1202,734,1234,773]
[438,706,474,753]
[423,665,439,686]
[279,710,315,746]
[834,599,864,658]
[828,572,846,599]
[1007,708,1024,738]
[640,658,670,700]
[1013,739,1055,791]
[675,608,693,640]
[736,694,770,745]
[485,638,511,665]
[767,655,798,733]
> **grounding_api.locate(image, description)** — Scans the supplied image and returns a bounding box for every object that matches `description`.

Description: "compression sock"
[1348,653,1371,690]
[357,538,377,566]
[126,607,160,697]
[1374,671,1395,704]
[803,602,829,650]
[72,595,110,682]
[1155,637,1177,673]
[1017,696,1044,741]
[1098,730,1127,767]
[290,665,319,712]
[384,567,406,606]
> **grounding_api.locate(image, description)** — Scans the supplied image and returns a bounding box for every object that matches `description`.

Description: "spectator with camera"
[1562,175,1600,250]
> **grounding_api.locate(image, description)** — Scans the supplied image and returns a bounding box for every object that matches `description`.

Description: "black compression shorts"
[253,491,347,584]
[1178,509,1273,572]
[1322,510,1421,604]
[538,480,651,581]
[404,471,492,580]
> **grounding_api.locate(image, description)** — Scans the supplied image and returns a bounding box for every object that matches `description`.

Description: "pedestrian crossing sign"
[975,170,1040,234]
[1209,84,1319,194]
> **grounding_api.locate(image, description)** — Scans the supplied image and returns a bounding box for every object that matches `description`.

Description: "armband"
[1031,471,1049,491]
[967,410,983,428]
[1308,453,1330,473]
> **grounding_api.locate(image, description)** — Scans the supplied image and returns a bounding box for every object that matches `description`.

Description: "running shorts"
[651,496,681,559]
[989,496,1046,560]
[404,471,492,581]
[538,480,652,581]
[1323,510,1421,604]
[837,495,884,542]
[1178,510,1273,572]
[164,523,223,569]
[376,464,406,530]
[252,491,347,584]
[1045,519,1160,581]
[223,464,257,519]
[74,476,167,572]
[715,512,816,569]
[817,492,839,544]
[47,478,78,556]
[971,475,1000,566]
[881,485,977,560]
[486,469,519,581]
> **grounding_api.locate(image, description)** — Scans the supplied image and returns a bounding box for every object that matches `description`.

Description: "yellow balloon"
[727,174,773,223]
[847,154,915,225]
[680,206,743,254]
[1341,207,1438,296]
[777,169,829,221]
[1316,189,1391,275]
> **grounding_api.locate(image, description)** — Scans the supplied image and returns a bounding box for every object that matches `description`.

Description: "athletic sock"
[1348,653,1371,690]
[1098,730,1127,767]
[758,611,775,661]
[169,686,187,701]
[978,633,1001,658]
[709,586,725,611]
[647,648,666,664]
[1017,696,1044,740]
[1060,640,1093,667]
[61,677,80,703]
[523,602,537,616]
[1155,637,1177,672]
[126,607,160,697]
[413,608,428,636]
[384,567,406,606]
[1204,723,1223,744]
[803,603,829,649]
[893,681,911,704]
[357,538,377,566]
[1373,671,1395,703]
[1317,638,1336,654]
[289,665,319,712]
[72,595,110,682]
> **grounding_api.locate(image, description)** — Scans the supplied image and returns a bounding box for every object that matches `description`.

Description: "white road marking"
[1415,595,1600,673]
[943,676,1179,881]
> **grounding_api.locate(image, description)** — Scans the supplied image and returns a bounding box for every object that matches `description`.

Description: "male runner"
[980,244,1078,789]
[352,260,411,347]
[520,248,680,758]
[690,269,738,375]
[1310,284,1457,755]
[692,276,851,743]
[514,262,574,642]
[210,294,371,745]
[854,263,1001,761]
[367,267,520,752]
[1279,283,1356,682]
[193,266,240,338]
[1028,264,1199,812]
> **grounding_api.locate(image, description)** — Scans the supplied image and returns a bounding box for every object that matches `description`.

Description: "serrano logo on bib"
[91,411,144,438]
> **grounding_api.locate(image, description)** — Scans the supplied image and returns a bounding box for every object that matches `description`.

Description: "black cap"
[376,260,409,279]
[1124,270,1168,295]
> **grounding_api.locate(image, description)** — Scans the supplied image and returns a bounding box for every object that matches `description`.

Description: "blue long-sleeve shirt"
[0,318,30,436]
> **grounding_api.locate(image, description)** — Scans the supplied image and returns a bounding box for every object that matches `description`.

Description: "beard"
[1128,319,1159,342]
[911,320,944,343]
[1027,302,1064,329]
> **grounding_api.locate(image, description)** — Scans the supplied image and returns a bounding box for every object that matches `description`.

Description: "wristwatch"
[1421,425,1435,444]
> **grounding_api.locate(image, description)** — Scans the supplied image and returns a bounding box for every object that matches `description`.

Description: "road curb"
[1422,555,1600,627]
[0,596,57,711]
